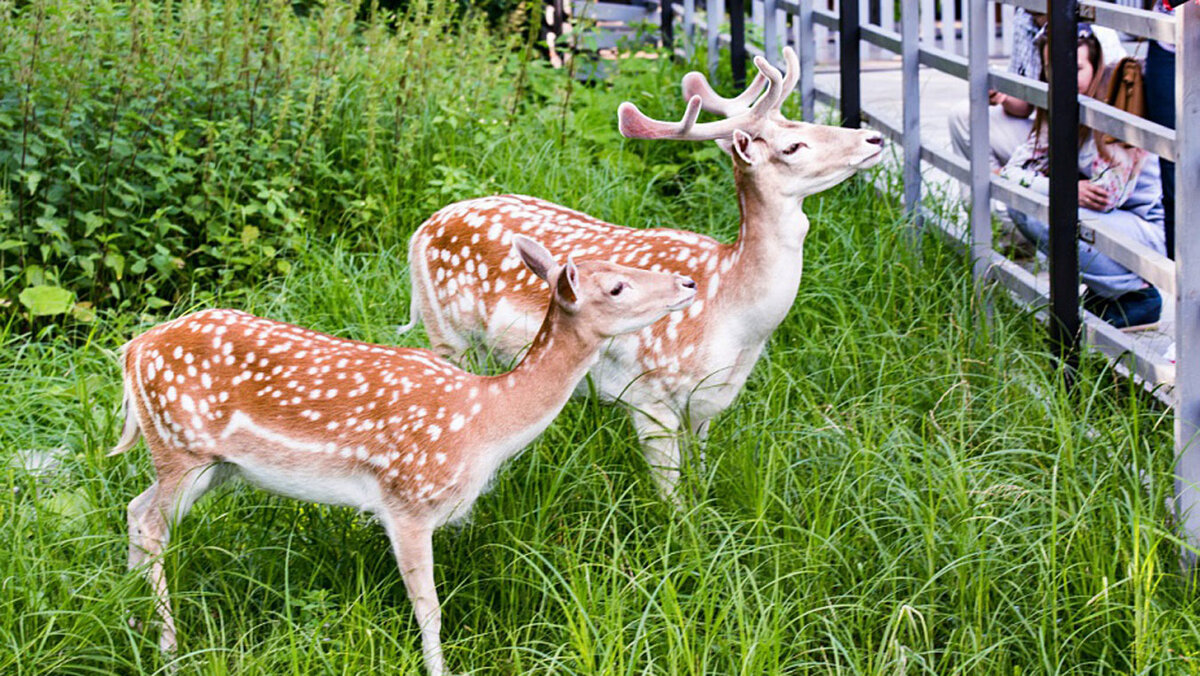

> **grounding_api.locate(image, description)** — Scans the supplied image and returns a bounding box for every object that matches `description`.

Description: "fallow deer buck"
[109,236,695,676]
[401,47,884,498]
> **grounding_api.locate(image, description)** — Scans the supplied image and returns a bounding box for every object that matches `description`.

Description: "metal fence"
[661,0,1200,564]
[801,0,1021,62]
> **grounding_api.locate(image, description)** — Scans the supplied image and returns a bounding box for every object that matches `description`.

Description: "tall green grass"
[2,1,1196,674]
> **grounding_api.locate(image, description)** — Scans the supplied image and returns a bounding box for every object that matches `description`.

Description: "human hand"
[988,89,1007,106]
[1078,181,1111,211]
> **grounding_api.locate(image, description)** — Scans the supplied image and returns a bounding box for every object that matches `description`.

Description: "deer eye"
[782,142,807,155]
[609,282,625,296]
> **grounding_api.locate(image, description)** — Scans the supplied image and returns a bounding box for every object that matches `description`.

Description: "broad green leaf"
[104,251,125,279]
[18,285,75,316]
[241,225,260,246]
[72,302,96,323]
[22,170,42,194]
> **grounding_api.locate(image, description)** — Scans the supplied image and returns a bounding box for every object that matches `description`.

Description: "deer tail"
[108,343,142,457]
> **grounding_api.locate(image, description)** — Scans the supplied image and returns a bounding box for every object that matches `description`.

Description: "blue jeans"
[1145,40,1175,256]
[1008,207,1165,299]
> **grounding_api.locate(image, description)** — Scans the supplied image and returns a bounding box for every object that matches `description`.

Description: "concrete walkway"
[814,62,1176,369]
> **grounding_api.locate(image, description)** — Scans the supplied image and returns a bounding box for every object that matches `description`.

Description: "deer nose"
[679,277,697,290]
[865,133,884,146]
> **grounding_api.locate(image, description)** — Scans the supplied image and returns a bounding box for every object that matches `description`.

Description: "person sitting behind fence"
[1000,24,1166,330]
[948,9,1045,172]
[947,11,1126,172]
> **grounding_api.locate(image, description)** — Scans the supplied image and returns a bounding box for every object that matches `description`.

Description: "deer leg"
[127,483,160,574]
[631,406,684,503]
[382,512,447,676]
[127,463,227,654]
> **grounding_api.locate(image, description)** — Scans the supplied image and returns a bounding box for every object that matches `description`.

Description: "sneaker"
[1083,287,1162,331]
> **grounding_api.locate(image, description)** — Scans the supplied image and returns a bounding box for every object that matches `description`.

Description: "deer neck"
[716,173,810,330]
[479,305,599,447]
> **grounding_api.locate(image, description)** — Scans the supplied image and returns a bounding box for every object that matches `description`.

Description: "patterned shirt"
[1008,9,1042,80]
[1001,131,1149,213]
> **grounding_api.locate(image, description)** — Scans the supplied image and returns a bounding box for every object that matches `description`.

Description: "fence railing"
[662,0,1200,565]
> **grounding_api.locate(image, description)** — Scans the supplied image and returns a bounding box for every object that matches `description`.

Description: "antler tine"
[681,71,768,117]
[619,94,771,141]
[746,56,786,116]
[618,96,712,140]
[773,47,800,114]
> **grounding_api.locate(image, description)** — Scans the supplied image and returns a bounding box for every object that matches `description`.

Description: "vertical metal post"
[799,0,815,122]
[1047,0,1081,376]
[663,0,675,51]
[775,2,787,64]
[987,0,998,57]
[901,0,920,226]
[838,0,861,127]
[951,0,962,54]
[765,0,779,66]
[968,0,991,279]
[684,0,696,58]
[921,0,937,53]
[1174,1,1200,570]
[859,0,870,60]
[731,0,747,88]
[708,0,724,81]
[1001,2,1014,57]
[962,0,970,53]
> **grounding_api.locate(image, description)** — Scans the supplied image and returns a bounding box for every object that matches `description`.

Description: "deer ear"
[730,129,762,166]
[512,235,557,283]
[555,257,580,313]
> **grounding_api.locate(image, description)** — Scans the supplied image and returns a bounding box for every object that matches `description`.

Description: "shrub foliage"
[0,0,531,315]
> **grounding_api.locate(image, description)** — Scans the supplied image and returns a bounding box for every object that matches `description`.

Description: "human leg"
[987,105,1034,169]
[948,100,972,161]
[949,100,1033,171]
[1076,208,1165,299]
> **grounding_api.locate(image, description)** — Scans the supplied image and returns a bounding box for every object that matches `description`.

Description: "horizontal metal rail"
[988,71,1178,162]
[1081,218,1177,296]
[999,0,1176,43]
[813,5,836,29]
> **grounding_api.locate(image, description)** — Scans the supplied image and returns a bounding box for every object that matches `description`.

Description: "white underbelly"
[230,456,385,512]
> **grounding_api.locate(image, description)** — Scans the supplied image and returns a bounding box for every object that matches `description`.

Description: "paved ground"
[813,61,1177,369]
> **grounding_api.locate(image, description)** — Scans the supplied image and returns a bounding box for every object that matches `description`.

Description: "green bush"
[0,0,527,316]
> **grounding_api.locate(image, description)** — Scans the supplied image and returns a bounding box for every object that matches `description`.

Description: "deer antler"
[618,49,797,141]
[617,96,704,140]
[772,46,800,119]
[681,71,767,117]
